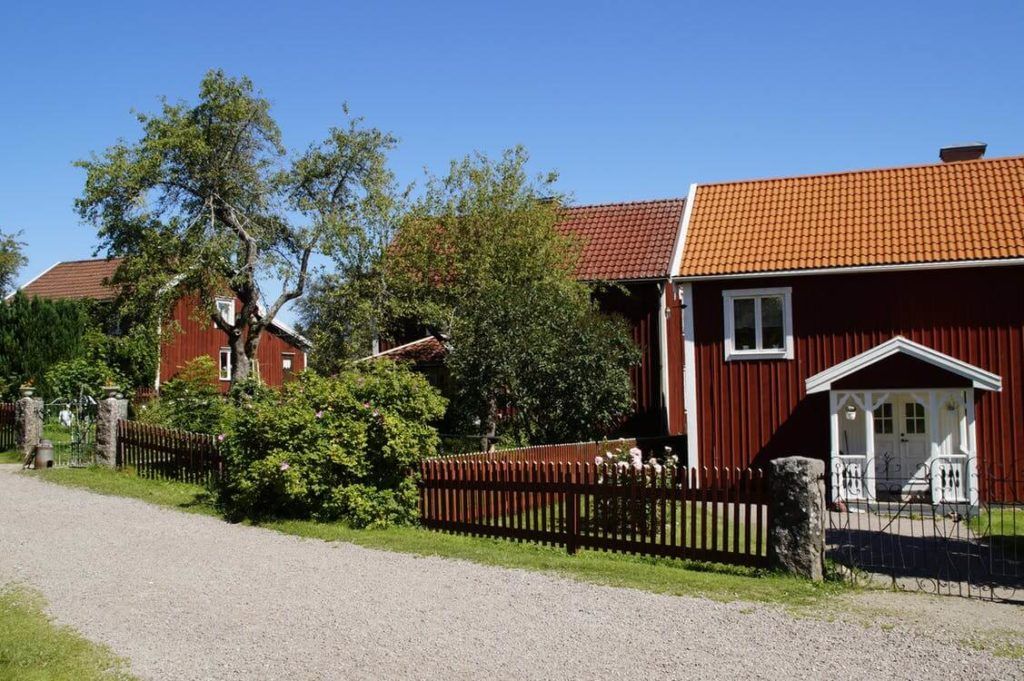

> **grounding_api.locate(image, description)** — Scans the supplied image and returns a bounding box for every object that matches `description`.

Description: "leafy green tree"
[137,356,227,434]
[387,147,638,446]
[0,229,26,296]
[75,70,398,384]
[0,294,92,397]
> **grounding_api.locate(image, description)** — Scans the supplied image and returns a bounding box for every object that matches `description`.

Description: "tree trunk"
[230,332,250,384]
[480,399,497,453]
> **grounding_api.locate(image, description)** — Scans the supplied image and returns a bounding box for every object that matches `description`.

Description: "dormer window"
[722,287,793,361]
[216,297,235,326]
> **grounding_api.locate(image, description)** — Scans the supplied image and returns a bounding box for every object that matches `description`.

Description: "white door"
[898,399,931,491]
[873,397,930,494]
[872,402,900,485]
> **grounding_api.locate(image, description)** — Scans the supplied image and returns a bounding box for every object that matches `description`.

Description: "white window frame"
[218,347,232,382]
[216,297,236,326]
[722,286,794,361]
[281,353,295,371]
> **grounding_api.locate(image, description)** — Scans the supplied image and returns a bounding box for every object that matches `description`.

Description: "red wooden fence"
[438,438,638,465]
[116,420,223,485]
[420,460,770,568]
[0,403,15,451]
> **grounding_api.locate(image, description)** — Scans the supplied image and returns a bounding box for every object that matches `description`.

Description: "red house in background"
[374,199,689,439]
[673,146,1024,503]
[17,258,309,392]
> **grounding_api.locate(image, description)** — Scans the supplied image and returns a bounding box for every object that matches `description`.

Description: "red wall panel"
[159,296,307,392]
[691,266,1024,499]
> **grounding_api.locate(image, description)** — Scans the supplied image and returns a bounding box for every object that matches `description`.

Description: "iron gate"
[43,392,97,466]
[827,459,1023,602]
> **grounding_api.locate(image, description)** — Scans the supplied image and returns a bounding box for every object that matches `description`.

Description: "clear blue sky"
[2,1,1021,306]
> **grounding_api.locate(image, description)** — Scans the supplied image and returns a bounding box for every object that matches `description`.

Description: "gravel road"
[1,465,1021,680]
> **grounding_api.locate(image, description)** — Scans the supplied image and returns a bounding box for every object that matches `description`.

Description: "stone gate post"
[768,456,826,581]
[15,393,43,464]
[95,390,128,467]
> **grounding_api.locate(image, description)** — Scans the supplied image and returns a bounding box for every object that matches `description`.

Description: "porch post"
[862,391,876,500]
[965,389,979,507]
[928,391,941,503]
[829,391,840,500]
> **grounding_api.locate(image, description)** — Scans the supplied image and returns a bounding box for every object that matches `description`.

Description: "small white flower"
[279,462,290,471]
[629,447,642,459]
[594,456,604,466]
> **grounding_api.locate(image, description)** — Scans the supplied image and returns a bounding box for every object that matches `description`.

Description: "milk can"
[33,440,54,469]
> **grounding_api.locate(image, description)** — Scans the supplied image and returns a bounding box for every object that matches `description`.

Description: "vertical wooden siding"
[597,282,665,437]
[159,295,307,391]
[691,266,1024,499]
[665,283,686,435]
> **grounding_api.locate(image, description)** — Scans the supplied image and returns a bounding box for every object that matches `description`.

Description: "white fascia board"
[674,257,1024,283]
[357,335,436,362]
[668,183,698,279]
[805,336,1002,394]
[6,261,62,300]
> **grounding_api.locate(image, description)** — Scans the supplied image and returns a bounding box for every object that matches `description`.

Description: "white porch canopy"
[806,337,1001,506]
[805,336,1002,395]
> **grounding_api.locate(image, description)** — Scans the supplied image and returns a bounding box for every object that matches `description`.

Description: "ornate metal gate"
[43,393,97,466]
[827,459,1023,602]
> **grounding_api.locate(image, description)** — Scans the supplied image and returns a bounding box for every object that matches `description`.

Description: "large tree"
[76,70,397,383]
[387,147,638,446]
[0,229,27,296]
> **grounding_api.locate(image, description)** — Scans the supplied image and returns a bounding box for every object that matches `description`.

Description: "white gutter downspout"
[670,184,699,469]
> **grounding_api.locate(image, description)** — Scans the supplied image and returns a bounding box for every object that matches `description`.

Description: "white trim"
[668,183,698,278]
[656,282,671,433]
[722,287,794,361]
[681,283,698,469]
[6,261,61,300]
[215,297,236,326]
[359,336,439,361]
[806,336,1002,394]
[268,317,312,349]
[218,347,232,382]
[674,257,1024,282]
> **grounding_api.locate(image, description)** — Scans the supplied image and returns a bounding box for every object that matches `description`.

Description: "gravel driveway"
[1,465,1021,680]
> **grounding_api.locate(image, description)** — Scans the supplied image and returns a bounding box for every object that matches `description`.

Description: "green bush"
[220,362,446,527]
[42,357,123,401]
[136,357,227,434]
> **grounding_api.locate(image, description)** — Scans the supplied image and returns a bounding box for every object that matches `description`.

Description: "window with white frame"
[219,347,232,381]
[215,297,235,326]
[722,287,793,360]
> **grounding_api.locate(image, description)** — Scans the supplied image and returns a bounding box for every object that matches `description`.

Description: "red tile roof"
[559,199,685,280]
[20,258,123,300]
[677,156,1024,277]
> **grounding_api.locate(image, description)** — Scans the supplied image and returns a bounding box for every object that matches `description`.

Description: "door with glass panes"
[873,396,930,492]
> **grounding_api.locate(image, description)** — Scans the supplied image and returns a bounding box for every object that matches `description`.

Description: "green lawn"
[0,449,22,464]
[970,507,1024,553]
[25,466,845,607]
[0,586,135,680]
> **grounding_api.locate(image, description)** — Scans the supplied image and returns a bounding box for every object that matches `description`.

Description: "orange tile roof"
[677,156,1024,277]
[21,258,123,300]
[558,199,685,280]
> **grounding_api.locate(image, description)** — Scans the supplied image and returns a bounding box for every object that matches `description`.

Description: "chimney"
[939,142,987,163]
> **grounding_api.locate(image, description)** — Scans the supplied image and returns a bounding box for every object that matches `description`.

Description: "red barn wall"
[689,266,1024,499]
[159,296,307,392]
[596,282,667,437]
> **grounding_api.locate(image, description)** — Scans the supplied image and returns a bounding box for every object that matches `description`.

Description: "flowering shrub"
[219,362,446,527]
[591,444,679,535]
[136,357,228,434]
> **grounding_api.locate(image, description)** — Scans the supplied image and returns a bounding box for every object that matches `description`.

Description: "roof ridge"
[52,257,122,265]
[696,154,1024,190]
[566,197,686,210]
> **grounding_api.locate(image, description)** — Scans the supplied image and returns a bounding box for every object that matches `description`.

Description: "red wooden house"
[17,258,309,392]
[374,199,689,438]
[672,146,1024,503]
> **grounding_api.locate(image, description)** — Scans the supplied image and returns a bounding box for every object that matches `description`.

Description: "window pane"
[761,296,784,349]
[905,402,926,434]
[219,350,230,380]
[873,404,893,434]
[733,298,756,350]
